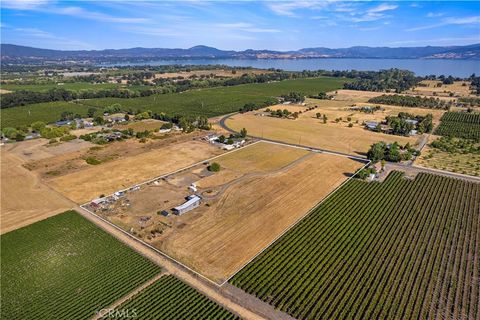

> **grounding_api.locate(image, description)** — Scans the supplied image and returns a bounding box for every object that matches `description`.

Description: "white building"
[173,195,201,215]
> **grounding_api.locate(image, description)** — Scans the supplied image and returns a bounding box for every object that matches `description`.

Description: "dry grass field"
[48,140,223,203]
[305,98,446,123]
[407,80,474,97]
[113,119,167,132]
[25,130,207,178]
[332,88,458,102]
[91,142,365,283]
[158,152,364,282]
[264,103,309,113]
[1,147,72,234]
[226,109,418,156]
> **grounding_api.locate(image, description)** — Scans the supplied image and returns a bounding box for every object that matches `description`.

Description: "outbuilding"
[173,195,201,215]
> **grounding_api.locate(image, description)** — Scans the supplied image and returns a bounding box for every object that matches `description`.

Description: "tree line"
[368,94,452,109]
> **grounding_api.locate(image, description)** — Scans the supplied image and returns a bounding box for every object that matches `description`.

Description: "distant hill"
[1,43,479,63]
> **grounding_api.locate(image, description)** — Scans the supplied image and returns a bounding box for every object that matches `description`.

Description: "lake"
[105,58,480,78]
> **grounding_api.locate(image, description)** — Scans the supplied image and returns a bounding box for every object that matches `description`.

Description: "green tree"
[31,121,46,132]
[208,162,221,172]
[240,128,247,138]
[367,142,387,162]
[87,107,96,118]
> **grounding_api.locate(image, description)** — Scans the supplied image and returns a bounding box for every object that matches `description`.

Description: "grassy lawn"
[1,77,348,128]
[0,210,161,320]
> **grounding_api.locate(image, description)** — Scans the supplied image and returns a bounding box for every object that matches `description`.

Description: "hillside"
[2,43,479,63]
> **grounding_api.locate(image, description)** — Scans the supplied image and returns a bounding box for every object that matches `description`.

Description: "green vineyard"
[0,211,161,320]
[435,112,480,140]
[231,172,480,320]
[110,275,239,319]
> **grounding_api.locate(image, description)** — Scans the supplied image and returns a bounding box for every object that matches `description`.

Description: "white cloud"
[266,1,329,17]
[1,0,51,10]
[427,12,445,18]
[12,27,92,49]
[407,16,480,31]
[2,1,150,24]
[367,3,398,14]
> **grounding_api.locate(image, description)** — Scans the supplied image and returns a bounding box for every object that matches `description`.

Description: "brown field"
[264,103,309,113]
[113,119,166,132]
[226,103,420,156]
[91,141,364,282]
[7,138,93,162]
[26,130,208,178]
[301,98,446,125]
[160,151,364,282]
[48,140,223,203]
[406,80,474,97]
[1,147,72,234]
[332,88,457,103]
[153,68,270,80]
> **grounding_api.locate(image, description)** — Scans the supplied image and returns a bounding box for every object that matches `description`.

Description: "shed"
[173,195,201,215]
[365,121,379,130]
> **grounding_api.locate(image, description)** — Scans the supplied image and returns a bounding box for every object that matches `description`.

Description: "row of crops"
[1,210,162,320]
[108,275,239,319]
[435,111,480,140]
[231,172,480,320]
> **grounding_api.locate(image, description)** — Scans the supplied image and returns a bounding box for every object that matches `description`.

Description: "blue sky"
[1,1,479,50]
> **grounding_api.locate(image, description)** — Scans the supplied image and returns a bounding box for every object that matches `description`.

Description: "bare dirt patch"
[48,140,223,203]
[1,148,72,234]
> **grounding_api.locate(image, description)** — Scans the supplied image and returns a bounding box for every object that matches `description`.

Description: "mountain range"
[2,43,479,63]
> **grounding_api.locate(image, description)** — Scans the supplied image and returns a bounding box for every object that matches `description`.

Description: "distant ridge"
[2,43,479,62]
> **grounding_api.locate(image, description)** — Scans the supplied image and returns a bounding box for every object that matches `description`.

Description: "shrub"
[85,157,101,165]
[208,162,221,172]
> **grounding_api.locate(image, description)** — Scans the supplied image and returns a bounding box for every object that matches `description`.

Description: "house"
[159,128,171,134]
[55,120,72,127]
[405,119,419,126]
[90,197,107,208]
[205,134,219,143]
[173,195,201,215]
[365,121,379,130]
[222,144,235,151]
[409,129,418,136]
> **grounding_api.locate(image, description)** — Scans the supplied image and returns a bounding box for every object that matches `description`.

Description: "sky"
[1,0,479,50]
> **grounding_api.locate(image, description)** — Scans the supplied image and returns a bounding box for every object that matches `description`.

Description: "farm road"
[201,152,315,200]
